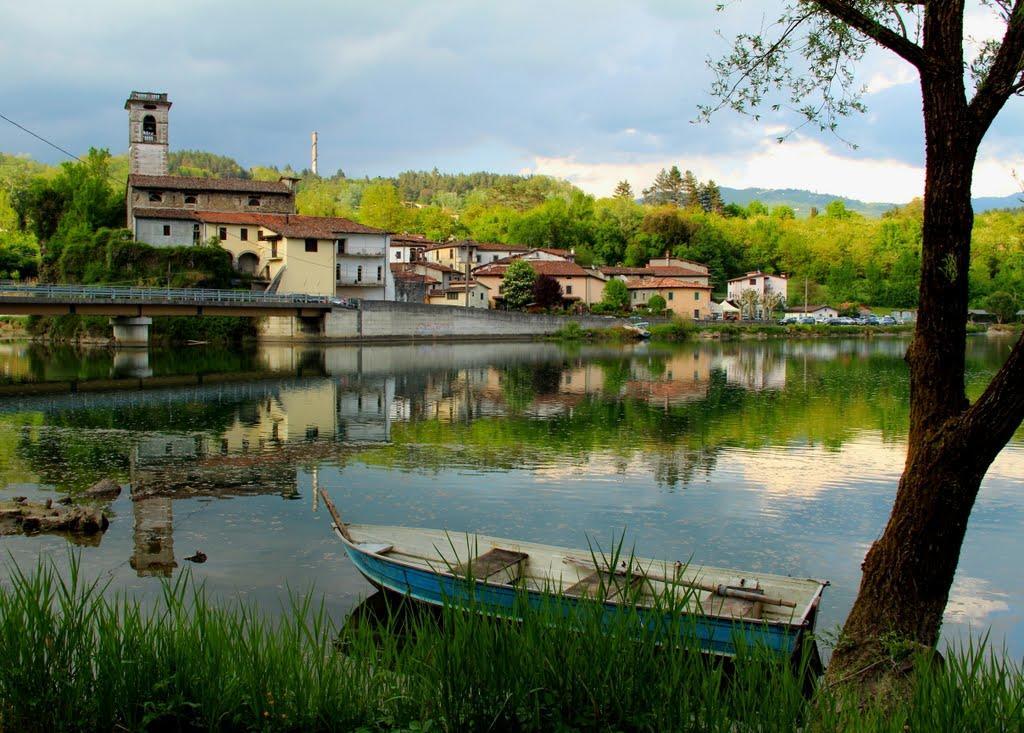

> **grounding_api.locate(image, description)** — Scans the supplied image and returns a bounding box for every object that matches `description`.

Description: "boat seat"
[358,543,394,555]
[453,547,528,583]
[564,569,645,601]
[703,590,764,620]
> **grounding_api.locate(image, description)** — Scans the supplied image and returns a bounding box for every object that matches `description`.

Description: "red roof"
[727,271,788,282]
[624,277,713,290]
[188,211,386,237]
[390,233,438,246]
[474,260,602,278]
[601,265,708,278]
[129,174,293,195]
[132,207,200,221]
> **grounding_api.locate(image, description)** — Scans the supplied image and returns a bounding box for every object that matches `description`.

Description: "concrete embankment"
[259,301,628,343]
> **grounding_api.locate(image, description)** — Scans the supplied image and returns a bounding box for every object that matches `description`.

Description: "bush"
[601,278,631,311]
[647,294,666,313]
[649,318,696,342]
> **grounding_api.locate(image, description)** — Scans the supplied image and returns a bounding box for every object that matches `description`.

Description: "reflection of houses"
[624,350,714,406]
[714,347,787,391]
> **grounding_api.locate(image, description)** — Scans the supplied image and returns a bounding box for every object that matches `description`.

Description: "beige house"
[389,233,437,264]
[473,260,607,308]
[624,277,712,319]
[196,212,393,299]
[601,258,711,287]
[426,280,491,308]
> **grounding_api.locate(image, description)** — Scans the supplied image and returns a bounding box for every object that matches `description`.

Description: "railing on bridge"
[0,281,357,309]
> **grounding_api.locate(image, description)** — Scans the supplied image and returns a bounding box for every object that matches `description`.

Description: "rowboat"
[321,491,828,659]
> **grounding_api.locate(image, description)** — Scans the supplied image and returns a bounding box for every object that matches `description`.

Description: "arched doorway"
[236,252,259,275]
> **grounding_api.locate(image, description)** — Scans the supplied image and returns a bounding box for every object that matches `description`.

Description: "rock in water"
[185,551,207,563]
[85,478,121,500]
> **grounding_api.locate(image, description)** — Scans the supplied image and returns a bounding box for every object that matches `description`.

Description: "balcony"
[337,249,385,258]
[336,276,384,287]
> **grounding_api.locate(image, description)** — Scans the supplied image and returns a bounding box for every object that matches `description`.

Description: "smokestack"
[311,131,318,176]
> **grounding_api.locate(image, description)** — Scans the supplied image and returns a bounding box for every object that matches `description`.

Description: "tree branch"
[811,0,929,68]
[961,332,1024,468]
[969,1,1024,134]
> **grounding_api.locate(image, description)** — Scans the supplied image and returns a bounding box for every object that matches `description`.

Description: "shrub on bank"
[649,318,697,342]
[0,558,1020,732]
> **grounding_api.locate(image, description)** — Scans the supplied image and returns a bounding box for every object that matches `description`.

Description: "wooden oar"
[564,556,796,609]
[318,488,355,543]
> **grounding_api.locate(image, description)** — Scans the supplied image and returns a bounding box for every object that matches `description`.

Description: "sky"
[1,1,1021,203]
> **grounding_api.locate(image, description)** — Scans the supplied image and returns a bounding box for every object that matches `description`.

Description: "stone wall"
[259,301,627,342]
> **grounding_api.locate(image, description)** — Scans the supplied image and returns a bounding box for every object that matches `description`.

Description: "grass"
[1,556,1022,732]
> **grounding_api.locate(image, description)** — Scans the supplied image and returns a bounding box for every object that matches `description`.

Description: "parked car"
[879,316,897,326]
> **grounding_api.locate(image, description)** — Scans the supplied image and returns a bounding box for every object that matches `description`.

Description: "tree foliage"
[500,260,537,310]
[601,278,630,312]
[532,275,563,309]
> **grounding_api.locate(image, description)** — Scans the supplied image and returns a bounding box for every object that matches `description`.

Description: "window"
[694,309,700,319]
[142,115,156,142]
[218,227,227,241]
[394,250,402,260]
[240,228,248,241]
[257,230,265,241]
[336,264,341,281]
[305,238,318,253]
[357,266,363,282]
[248,196,261,207]
[694,291,700,301]
[480,292,484,301]
[192,224,200,245]
[162,225,171,236]
[149,192,162,203]
[749,278,756,285]
[184,195,197,205]
[446,292,458,300]
[566,285,572,294]
[271,242,278,258]
[336,238,347,254]
[668,292,674,301]
[475,254,481,263]
[376,266,382,282]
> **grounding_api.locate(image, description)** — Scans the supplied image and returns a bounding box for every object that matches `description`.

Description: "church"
[124,92,394,301]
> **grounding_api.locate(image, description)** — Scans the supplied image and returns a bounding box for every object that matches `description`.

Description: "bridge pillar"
[109,316,152,347]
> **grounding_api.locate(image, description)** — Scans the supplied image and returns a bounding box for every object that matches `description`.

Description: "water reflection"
[0,336,1021,656]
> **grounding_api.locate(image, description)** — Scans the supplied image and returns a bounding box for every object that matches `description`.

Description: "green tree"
[600,277,630,312]
[986,291,1019,324]
[359,183,408,231]
[613,180,634,200]
[647,294,666,313]
[682,170,701,209]
[706,0,1024,698]
[642,166,685,206]
[500,260,536,310]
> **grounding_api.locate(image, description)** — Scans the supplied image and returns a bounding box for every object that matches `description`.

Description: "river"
[0,335,1021,657]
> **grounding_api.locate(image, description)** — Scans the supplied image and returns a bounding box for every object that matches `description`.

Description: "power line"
[0,111,125,187]
[0,112,87,165]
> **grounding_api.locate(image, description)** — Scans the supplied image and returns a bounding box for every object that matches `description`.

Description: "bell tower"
[125,91,171,176]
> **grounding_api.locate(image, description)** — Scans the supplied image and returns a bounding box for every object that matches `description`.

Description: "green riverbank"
[1,559,1020,732]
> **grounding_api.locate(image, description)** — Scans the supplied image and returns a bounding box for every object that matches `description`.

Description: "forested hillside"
[1,149,1022,311]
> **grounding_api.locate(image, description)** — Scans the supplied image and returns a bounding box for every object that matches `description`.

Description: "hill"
[719,186,1022,217]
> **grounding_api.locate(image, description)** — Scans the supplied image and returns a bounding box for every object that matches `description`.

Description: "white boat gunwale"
[333,524,827,631]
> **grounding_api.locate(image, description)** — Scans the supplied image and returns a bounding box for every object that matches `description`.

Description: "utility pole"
[311,131,318,176]
[804,275,808,314]
[464,243,471,307]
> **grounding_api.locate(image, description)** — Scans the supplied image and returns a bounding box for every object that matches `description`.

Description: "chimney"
[311,131,318,176]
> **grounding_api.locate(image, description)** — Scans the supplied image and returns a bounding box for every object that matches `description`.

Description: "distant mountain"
[719,186,1023,217]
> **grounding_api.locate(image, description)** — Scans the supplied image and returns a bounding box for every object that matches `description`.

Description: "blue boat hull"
[343,542,808,658]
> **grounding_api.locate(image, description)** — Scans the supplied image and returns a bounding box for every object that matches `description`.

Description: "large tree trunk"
[825,6,981,689]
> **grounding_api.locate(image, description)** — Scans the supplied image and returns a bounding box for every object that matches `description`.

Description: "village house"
[624,277,712,319]
[473,260,607,308]
[424,240,530,268]
[600,257,711,286]
[784,305,839,320]
[390,266,433,303]
[197,212,394,300]
[726,271,789,316]
[425,280,491,308]
[389,233,436,264]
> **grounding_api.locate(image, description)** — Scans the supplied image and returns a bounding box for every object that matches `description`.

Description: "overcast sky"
[2,1,1021,202]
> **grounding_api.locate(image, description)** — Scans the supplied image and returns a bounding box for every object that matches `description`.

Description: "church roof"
[128,174,293,195]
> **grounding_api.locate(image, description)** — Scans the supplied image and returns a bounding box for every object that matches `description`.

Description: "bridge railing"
[0,281,350,307]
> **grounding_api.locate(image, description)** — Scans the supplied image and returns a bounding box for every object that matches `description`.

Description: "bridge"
[0,282,351,345]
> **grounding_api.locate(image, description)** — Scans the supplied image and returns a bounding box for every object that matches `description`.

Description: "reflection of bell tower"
[125,91,171,176]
